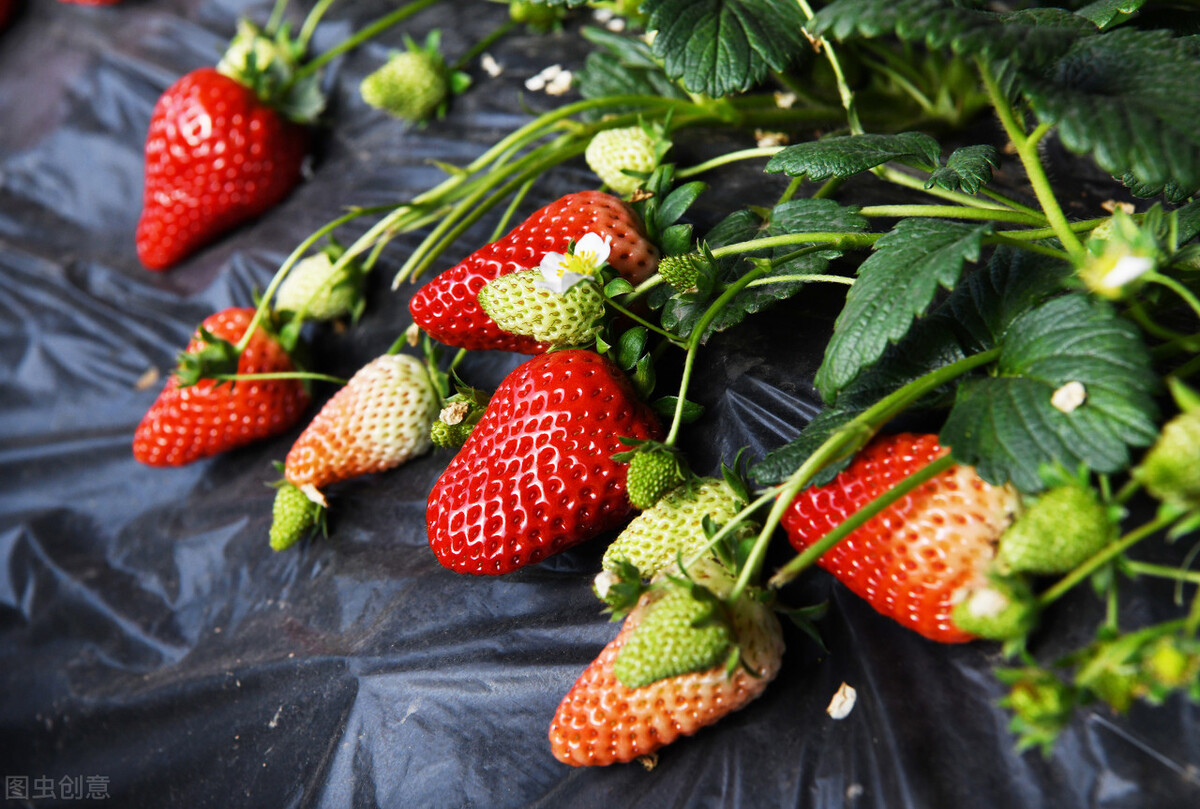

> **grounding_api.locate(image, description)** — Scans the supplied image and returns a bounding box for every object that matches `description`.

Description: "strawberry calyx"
[217,19,325,125]
[592,558,648,620]
[430,381,491,449]
[174,327,242,388]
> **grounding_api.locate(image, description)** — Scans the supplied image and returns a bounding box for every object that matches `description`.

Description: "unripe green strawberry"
[1141,637,1199,689]
[625,450,683,510]
[1134,409,1200,510]
[995,484,1114,575]
[431,419,472,449]
[614,571,734,689]
[361,32,467,123]
[951,577,1037,641]
[585,126,660,197]
[603,477,747,579]
[477,268,605,347]
[509,0,565,29]
[275,250,364,322]
[362,50,447,122]
[1000,667,1076,753]
[269,481,321,551]
[658,253,703,292]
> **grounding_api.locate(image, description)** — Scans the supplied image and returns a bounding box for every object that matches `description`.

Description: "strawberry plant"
[130,0,1200,776]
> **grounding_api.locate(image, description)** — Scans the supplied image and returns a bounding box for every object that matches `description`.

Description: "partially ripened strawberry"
[284,353,439,505]
[781,433,1020,643]
[602,477,747,579]
[426,350,661,575]
[409,191,660,352]
[136,22,323,270]
[477,269,605,347]
[549,557,783,766]
[133,307,310,466]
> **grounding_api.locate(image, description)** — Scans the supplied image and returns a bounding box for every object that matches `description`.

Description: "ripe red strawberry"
[408,191,660,353]
[136,67,308,270]
[781,433,1020,643]
[549,558,784,766]
[284,353,439,505]
[426,350,662,575]
[133,307,310,466]
[135,20,326,270]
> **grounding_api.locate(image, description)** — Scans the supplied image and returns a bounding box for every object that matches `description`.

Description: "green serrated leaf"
[1020,29,1200,201]
[576,27,690,109]
[766,132,941,181]
[812,1,1095,68]
[941,295,1159,492]
[643,0,810,97]
[815,219,991,402]
[926,145,999,195]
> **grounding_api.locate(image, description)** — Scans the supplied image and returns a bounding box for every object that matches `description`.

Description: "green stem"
[234,204,396,354]
[676,147,784,179]
[1147,272,1200,321]
[665,265,774,446]
[1167,350,1200,382]
[1113,477,1141,507]
[490,177,536,241]
[777,177,805,207]
[769,454,956,587]
[1123,560,1200,586]
[876,167,1015,213]
[860,204,1044,225]
[747,273,854,288]
[978,60,1086,262]
[997,218,1105,241]
[1038,512,1180,608]
[213,371,348,385]
[684,488,781,570]
[797,0,863,135]
[266,0,289,35]
[812,177,844,201]
[451,18,518,72]
[297,0,337,50]
[708,232,879,259]
[295,0,446,81]
[981,189,1041,218]
[987,234,1071,261]
[603,296,684,343]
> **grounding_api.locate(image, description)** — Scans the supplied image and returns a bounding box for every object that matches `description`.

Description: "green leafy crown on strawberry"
[217,19,325,124]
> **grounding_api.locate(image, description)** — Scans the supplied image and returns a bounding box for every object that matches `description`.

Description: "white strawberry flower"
[536,232,612,294]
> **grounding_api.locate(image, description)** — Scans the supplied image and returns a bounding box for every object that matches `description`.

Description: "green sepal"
[174,327,242,388]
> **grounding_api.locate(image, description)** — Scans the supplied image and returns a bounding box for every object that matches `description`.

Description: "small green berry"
[626,451,682,510]
[269,481,321,551]
[1135,410,1200,511]
[275,251,362,322]
[361,46,448,122]
[658,254,703,292]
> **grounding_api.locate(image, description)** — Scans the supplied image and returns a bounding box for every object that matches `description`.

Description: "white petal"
[538,251,567,275]
[535,271,587,294]
[1102,254,1154,289]
[575,232,612,265]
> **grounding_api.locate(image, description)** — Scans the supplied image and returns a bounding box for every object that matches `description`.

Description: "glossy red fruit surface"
[133,307,310,466]
[136,67,308,270]
[781,433,1019,643]
[427,350,662,575]
[409,191,660,353]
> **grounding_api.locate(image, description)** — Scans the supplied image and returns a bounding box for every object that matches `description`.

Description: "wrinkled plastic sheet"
[2,2,1200,807]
